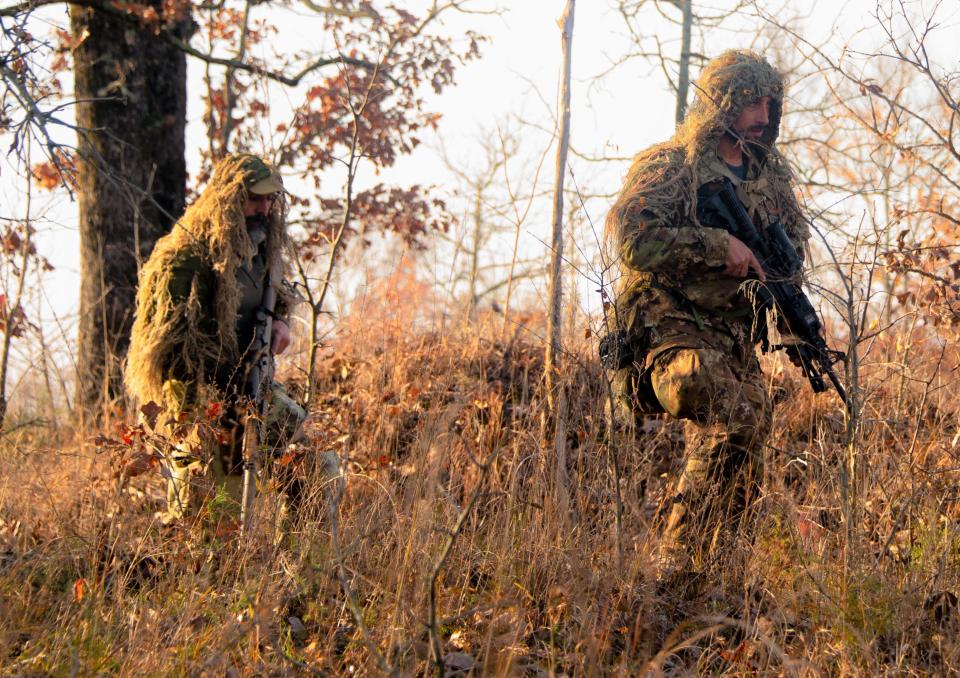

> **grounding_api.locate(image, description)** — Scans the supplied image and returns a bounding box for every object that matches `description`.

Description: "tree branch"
[1,0,387,86]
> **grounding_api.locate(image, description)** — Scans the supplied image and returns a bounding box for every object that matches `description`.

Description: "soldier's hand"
[725,236,766,281]
[787,326,826,367]
[788,348,803,368]
[272,319,291,355]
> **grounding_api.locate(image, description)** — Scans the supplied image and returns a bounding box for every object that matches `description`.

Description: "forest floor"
[1,314,959,675]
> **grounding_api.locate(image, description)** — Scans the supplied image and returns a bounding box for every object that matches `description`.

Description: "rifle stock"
[697,179,850,408]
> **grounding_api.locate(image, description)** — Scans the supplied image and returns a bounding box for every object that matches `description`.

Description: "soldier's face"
[732,96,771,140]
[244,192,277,217]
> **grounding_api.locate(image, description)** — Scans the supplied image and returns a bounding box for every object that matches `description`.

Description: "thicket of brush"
[1,304,959,675]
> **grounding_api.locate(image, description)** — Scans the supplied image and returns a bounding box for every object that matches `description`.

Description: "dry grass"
[1,309,959,675]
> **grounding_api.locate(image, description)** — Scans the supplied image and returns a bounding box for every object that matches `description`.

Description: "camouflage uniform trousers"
[165,383,306,522]
[648,346,771,561]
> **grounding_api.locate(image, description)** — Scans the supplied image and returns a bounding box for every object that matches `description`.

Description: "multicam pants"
[616,343,771,559]
[165,382,307,522]
[654,346,771,556]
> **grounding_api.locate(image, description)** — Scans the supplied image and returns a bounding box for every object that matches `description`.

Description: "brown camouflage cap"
[235,153,284,195]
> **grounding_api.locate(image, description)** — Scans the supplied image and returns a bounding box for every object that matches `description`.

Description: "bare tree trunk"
[675,0,693,124]
[565,200,582,340]
[71,2,190,423]
[544,0,575,507]
[545,0,575,396]
[468,185,482,316]
[220,0,252,154]
[0,136,34,427]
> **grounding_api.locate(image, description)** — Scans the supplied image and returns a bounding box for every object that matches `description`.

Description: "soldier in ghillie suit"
[605,50,810,573]
[126,153,305,523]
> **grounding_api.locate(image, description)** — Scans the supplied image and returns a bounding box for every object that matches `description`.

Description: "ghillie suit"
[604,50,810,572]
[126,153,289,408]
[126,153,303,521]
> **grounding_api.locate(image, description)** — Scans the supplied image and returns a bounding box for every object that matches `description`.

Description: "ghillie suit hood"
[126,153,289,406]
[606,49,804,253]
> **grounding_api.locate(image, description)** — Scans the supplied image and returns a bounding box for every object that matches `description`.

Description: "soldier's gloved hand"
[787,325,826,367]
[272,319,291,355]
[725,235,766,282]
[788,346,803,368]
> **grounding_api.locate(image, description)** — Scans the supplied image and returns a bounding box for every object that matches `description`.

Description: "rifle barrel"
[239,277,278,537]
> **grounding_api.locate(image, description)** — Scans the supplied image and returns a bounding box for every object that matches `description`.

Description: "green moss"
[907,517,960,574]
[205,485,241,524]
[839,574,896,638]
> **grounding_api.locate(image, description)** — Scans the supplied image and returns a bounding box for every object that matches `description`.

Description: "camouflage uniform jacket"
[614,149,809,367]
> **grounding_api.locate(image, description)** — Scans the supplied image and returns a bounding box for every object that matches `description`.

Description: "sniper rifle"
[696,178,849,408]
[239,275,277,535]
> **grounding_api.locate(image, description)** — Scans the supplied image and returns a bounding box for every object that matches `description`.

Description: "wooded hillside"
[0,0,958,674]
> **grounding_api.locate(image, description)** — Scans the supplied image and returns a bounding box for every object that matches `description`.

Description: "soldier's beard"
[245,214,269,246]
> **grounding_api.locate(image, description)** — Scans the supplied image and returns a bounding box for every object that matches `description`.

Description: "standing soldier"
[126,153,305,524]
[605,51,811,574]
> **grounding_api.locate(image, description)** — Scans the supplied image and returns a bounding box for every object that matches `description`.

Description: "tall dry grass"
[1,302,959,675]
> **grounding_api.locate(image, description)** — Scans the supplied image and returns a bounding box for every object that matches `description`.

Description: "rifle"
[239,276,277,535]
[696,179,849,407]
